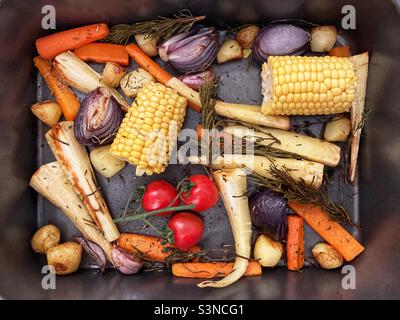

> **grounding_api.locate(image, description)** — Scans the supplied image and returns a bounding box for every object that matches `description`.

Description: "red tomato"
[180,175,219,211]
[142,180,180,216]
[168,212,204,250]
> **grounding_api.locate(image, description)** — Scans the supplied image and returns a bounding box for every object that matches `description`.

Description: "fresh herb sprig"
[248,162,354,226]
[103,9,206,44]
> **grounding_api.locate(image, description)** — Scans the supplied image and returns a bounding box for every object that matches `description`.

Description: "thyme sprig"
[103,9,206,44]
[248,162,354,226]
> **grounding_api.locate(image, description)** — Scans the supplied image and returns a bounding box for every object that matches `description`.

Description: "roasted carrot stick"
[288,201,365,262]
[172,261,262,279]
[329,46,351,57]
[287,215,305,271]
[117,233,201,262]
[196,124,203,140]
[33,56,80,121]
[73,43,129,66]
[36,23,109,60]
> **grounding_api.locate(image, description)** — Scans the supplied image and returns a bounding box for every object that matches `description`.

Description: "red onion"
[253,24,310,62]
[74,236,107,272]
[158,27,218,73]
[74,87,123,146]
[111,247,143,275]
[177,68,214,90]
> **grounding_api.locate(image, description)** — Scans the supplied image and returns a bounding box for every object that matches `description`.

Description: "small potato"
[47,242,82,275]
[217,40,243,64]
[90,145,126,178]
[120,68,155,98]
[31,100,62,126]
[324,117,351,142]
[236,25,259,49]
[242,48,252,59]
[101,62,126,88]
[312,242,343,269]
[31,224,61,254]
[254,234,283,267]
[135,34,158,57]
[310,26,337,52]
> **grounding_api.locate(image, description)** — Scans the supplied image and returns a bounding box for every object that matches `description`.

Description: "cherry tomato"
[180,175,219,211]
[168,212,204,250]
[142,180,180,216]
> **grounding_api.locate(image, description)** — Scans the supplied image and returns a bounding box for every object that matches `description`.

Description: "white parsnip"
[101,62,126,88]
[45,121,120,242]
[187,154,324,188]
[29,162,113,262]
[31,100,62,126]
[224,125,341,167]
[198,168,252,288]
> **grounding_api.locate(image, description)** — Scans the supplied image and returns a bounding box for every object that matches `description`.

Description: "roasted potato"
[254,234,283,267]
[236,25,259,49]
[324,117,351,142]
[101,62,126,88]
[31,100,62,126]
[120,68,155,98]
[312,242,343,269]
[47,242,82,275]
[310,26,337,52]
[90,145,126,178]
[31,224,61,254]
[217,40,243,64]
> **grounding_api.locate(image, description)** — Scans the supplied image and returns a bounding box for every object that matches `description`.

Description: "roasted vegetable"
[236,25,260,49]
[198,169,252,288]
[53,51,129,111]
[310,26,337,53]
[46,122,120,242]
[47,242,82,275]
[111,247,143,275]
[261,55,356,116]
[74,87,124,146]
[101,62,126,88]
[110,82,187,176]
[31,101,62,126]
[90,145,126,178]
[286,215,305,271]
[253,24,309,62]
[177,68,214,91]
[249,188,288,241]
[324,117,351,142]
[312,242,343,269]
[158,27,218,73]
[74,236,107,272]
[30,162,114,262]
[134,34,159,57]
[254,234,283,267]
[224,125,341,167]
[187,154,324,188]
[73,43,129,66]
[217,39,243,64]
[31,224,61,254]
[120,68,155,98]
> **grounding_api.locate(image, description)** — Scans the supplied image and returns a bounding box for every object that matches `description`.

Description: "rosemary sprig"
[248,162,354,226]
[103,9,206,44]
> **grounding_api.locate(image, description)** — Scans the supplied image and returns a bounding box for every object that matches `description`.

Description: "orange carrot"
[125,43,172,84]
[117,233,201,262]
[288,201,365,262]
[196,124,203,140]
[172,261,262,279]
[33,56,80,121]
[73,43,129,66]
[36,23,109,60]
[329,46,351,57]
[287,215,305,271]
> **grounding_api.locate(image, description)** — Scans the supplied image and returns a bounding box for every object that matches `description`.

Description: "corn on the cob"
[261,55,356,115]
[110,82,187,176]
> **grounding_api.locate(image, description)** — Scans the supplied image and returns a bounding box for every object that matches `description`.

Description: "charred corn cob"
[110,82,187,176]
[261,55,356,115]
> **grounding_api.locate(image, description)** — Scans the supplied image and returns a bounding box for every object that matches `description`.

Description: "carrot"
[125,43,202,112]
[36,23,109,60]
[196,124,203,140]
[117,233,201,262]
[172,261,262,279]
[33,56,80,121]
[125,44,172,84]
[288,201,365,262]
[286,215,305,271]
[73,43,129,66]
[329,46,351,57]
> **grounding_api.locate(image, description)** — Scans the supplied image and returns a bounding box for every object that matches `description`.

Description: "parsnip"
[90,145,126,178]
[224,125,341,167]
[134,34,158,57]
[198,168,252,288]
[187,154,324,188]
[45,121,120,242]
[29,162,113,262]
[217,40,243,63]
[101,62,126,88]
[31,100,62,126]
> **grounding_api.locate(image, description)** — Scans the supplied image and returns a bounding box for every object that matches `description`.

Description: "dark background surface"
[0,0,399,299]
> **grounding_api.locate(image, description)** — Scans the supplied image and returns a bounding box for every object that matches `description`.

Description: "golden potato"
[120,68,155,98]
[324,117,351,142]
[101,62,126,88]
[312,242,343,269]
[254,234,283,267]
[47,242,82,275]
[31,224,61,254]
[236,25,259,49]
[217,40,243,64]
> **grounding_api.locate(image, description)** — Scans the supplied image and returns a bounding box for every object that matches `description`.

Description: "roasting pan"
[0,0,399,299]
